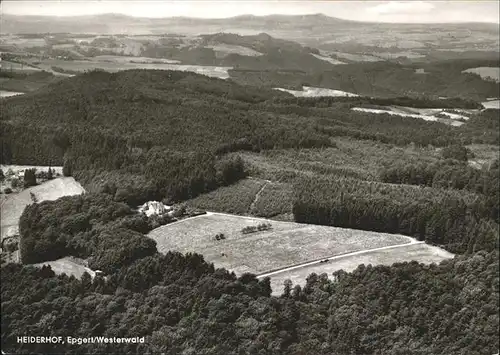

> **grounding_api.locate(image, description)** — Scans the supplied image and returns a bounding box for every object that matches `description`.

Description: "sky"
[1,1,499,23]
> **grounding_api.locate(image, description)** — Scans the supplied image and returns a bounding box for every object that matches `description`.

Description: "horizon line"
[2,12,499,24]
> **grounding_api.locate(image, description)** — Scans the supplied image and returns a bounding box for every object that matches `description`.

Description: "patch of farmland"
[275,86,358,98]
[184,178,266,215]
[0,60,41,72]
[351,107,466,126]
[463,67,500,83]
[205,44,263,57]
[93,55,180,64]
[482,99,500,109]
[1,177,85,240]
[371,51,426,59]
[148,213,412,276]
[328,51,383,62]
[311,53,345,65]
[262,243,454,296]
[0,90,25,97]
[32,257,96,279]
[8,37,47,48]
[31,59,232,79]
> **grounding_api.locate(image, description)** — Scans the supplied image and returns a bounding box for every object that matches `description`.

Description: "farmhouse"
[138,201,173,217]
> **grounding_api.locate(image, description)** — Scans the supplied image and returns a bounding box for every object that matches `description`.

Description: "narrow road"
[256,240,424,279]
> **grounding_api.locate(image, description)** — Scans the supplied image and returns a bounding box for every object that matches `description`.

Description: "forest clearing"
[1,177,85,240]
[148,212,413,276]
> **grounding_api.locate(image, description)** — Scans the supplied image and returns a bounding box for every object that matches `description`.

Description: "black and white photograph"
[0,1,499,354]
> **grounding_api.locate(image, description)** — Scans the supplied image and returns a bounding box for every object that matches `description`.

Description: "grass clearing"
[463,67,500,83]
[1,177,85,240]
[32,257,97,278]
[27,59,232,79]
[264,243,455,295]
[206,44,263,57]
[148,212,412,275]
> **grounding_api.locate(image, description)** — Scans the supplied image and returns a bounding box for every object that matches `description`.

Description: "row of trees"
[292,177,499,254]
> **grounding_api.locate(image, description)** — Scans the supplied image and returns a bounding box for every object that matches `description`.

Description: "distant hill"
[0,13,356,35]
[2,13,498,36]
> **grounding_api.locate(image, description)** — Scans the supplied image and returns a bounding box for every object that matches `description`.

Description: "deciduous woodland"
[1,69,499,354]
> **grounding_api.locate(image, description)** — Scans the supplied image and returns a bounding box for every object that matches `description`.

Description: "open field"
[0,177,85,240]
[275,86,358,97]
[0,90,24,97]
[206,44,263,57]
[26,59,232,79]
[463,67,500,83]
[261,242,455,295]
[352,107,467,126]
[1,60,41,72]
[148,212,412,275]
[482,99,500,109]
[32,257,97,278]
[92,55,180,64]
[328,51,382,62]
[311,53,345,65]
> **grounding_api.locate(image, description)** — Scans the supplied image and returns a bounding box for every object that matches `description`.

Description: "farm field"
[26,59,232,79]
[0,177,85,240]
[261,242,455,296]
[274,86,358,97]
[206,44,263,57]
[352,106,467,126]
[148,212,412,276]
[463,67,500,82]
[1,60,41,72]
[482,99,500,109]
[92,55,180,64]
[32,257,97,278]
[328,51,383,62]
[0,90,24,97]
[311,53,345,65]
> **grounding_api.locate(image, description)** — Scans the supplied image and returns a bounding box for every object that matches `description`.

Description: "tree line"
[379,159,499,222]
[292,177,499,254]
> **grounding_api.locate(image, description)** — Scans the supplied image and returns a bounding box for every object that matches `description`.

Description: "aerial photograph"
[0,0,498,354]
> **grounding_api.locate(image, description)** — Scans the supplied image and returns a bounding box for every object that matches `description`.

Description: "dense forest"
[2,239,498,354]
[1,68,499,354]
[379,158,499,222]
[2,70,497,205]
[229,59,500,100]
[292,175,499,254]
